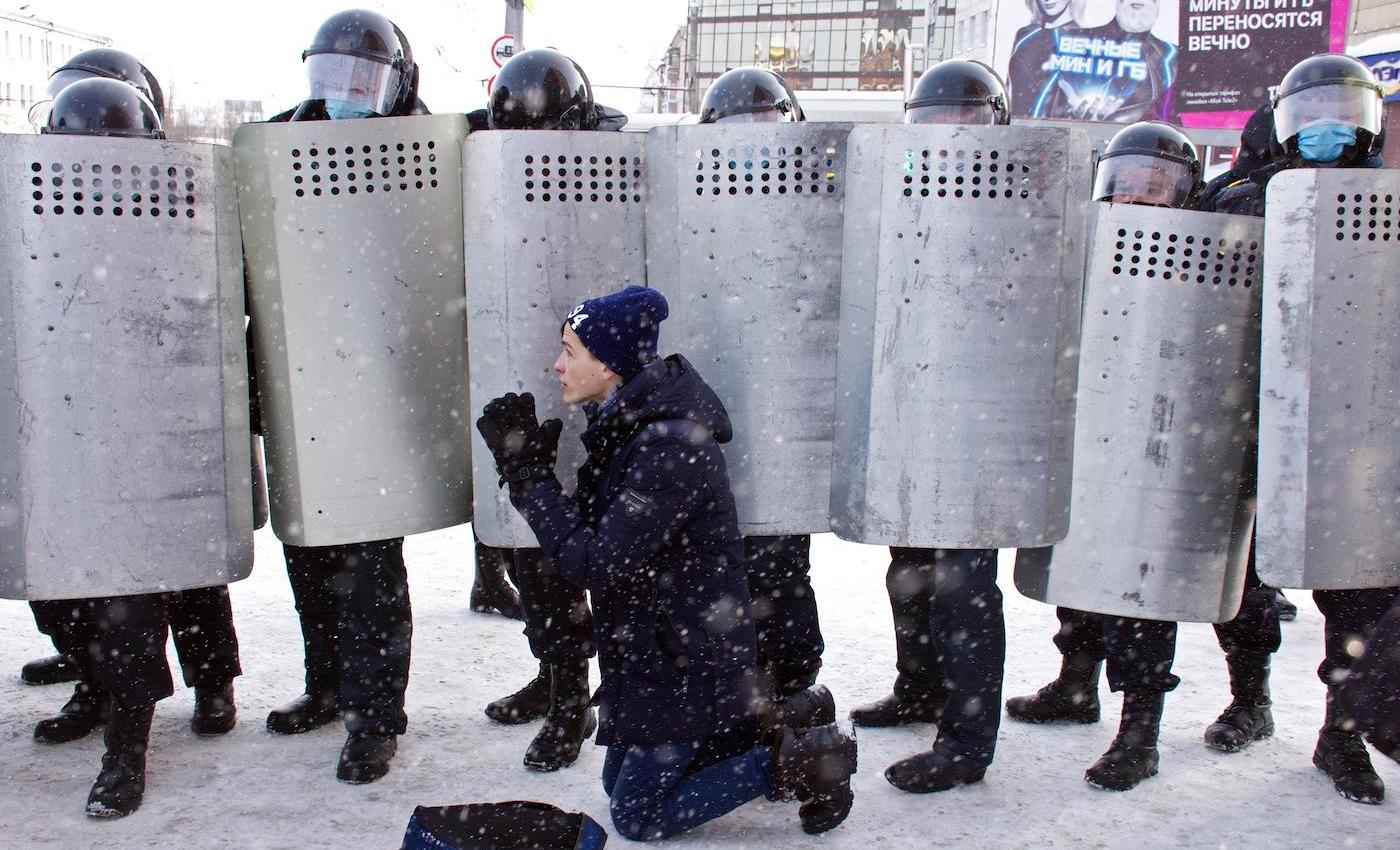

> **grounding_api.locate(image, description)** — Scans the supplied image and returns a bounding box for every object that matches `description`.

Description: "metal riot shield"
[235,115,471,547]
[464,131,647,547]
[0,135,253,600]
[1256,169,1400,589]
[831,125,1091,548]
[1014,204,1263,622]
[646,124,852,534]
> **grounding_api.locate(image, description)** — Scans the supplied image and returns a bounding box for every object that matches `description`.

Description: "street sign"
[492,34,516,68]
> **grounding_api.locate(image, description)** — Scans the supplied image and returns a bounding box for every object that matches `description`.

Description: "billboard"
[1359,50,1400,102]
[992,0,1349,130]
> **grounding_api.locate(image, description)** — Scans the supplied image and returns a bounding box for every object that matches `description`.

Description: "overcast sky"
[19,1,690,113]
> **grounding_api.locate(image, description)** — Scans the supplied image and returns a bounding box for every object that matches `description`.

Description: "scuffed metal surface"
[234,115,470,546]
[464,131,647,547]
[648,124,851,534]
[832,125,1090,548]
[1014,204,1263,622]
[0,135,252,599]
[1257,169,1400,589]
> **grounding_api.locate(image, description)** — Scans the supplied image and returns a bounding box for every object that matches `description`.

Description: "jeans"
[602,738,773,841]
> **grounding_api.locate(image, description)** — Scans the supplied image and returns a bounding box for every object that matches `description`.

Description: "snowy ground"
[0,527,1394,850]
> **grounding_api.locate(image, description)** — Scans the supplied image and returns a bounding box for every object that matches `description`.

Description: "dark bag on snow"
[401,802,607,850]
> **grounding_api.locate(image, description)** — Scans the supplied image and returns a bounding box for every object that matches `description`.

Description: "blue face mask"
[322,99,377,120]
[1296,121,1357,163]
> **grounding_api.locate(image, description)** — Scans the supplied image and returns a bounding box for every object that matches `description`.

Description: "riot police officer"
[34,77,236,819]
[1201,53,1398,805]
[851,60,1009,794]
[24,46,243,771]
[257,9,424,785]
[695,66,827,704]
[1005,121,1206,791]
[470,48,627,773]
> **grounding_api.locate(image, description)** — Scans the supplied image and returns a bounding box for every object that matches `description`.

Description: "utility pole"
[505,0,525,47]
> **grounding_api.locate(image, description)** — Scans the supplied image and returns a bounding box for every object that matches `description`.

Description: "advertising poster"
[991,0,1349,130]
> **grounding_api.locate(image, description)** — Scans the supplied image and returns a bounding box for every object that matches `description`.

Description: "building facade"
[674,0,934,111]
[0,10,110,133]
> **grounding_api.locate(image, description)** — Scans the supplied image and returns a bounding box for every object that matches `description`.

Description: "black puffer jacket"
[514,355,757,746]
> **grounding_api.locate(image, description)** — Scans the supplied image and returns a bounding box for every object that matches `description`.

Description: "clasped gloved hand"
[476,392,563,497]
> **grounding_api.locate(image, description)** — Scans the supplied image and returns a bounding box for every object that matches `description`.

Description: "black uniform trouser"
[284,539,411,735]
[887,546,1003,765]
[1314,586,1400,711]
[743,535,824,695]
[506,548,594,664]
[31,595,172,708]
[1212,534,1282,660]
[30,586,241,705]
[1050,608,1180,693]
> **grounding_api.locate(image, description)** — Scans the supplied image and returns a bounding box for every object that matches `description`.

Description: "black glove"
[476,392,563,494]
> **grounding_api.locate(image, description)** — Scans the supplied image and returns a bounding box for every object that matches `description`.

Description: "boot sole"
[1204,721,1274,753]
[34,722,104,744]
[266,711,339,735]
[192,718,237,737]
[337,763,391,784]
[1005,710,1100,725]
[848,712,939,729]
[484,706,548,725]
[1085,760,1159,792]
[85,801,138,818]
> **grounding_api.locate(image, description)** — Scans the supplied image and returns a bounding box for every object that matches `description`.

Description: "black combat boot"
[21,653,81,686]
[484,660,551,725]
[1313,692,1384,804]
[266,690,339,735]
[1204,654,1273,752]
[848,689,941,728]
[768,722,858,834]
[191,680,237,736]
[1275,590,1297,622]
[758,684,836,732]
[1006,654,1102,724]
[884,742,987,793]
[34,680,110,744]
[85,702,154,818]
[337,731,398,784]
[1085,691,1164,791]
[523,660,596,772]
[470,552,524,621]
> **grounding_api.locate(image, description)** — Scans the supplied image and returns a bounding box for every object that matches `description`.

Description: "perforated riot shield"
[464,131,646,547]
[1256,169,1400,590]
[0,135,253,600]
[1014,205,1263,622]
[646,124,851,534]
[831,125,1091,548]
[235,115,471,547]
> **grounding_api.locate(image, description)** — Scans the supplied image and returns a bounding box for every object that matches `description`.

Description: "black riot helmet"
[1092,121,1201,208]
[1272,53,1385,165]
[489,48,596,130]
[699,67,803,124]
[294,9,419,121]
[41,77,164,140]
[905,60,1009,126]
[45,47,165,118]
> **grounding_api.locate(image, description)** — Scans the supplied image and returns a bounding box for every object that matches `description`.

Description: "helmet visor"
[305,53,400,118]
[1093,154,1194,208]
[1275,82,1382,143]
[46,68,97,99]
[714,108,791,124]
[905,102,996,126]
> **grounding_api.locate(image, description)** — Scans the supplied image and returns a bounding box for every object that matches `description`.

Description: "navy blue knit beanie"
[564,285,670,380]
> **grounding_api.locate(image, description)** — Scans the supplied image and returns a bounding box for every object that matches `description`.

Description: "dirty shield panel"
[832,125,1090,548]
[1015,205,1263,622]
[647,124,851,534]
[1256,169,1400,590]
[464,131,646,547]
[234,115,471,547]
[0,135,253,599]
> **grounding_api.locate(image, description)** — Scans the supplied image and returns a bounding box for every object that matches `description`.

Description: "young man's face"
[553,325,618,405]
[1116,0,1159,33]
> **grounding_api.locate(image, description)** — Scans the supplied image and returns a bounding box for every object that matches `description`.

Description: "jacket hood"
[583,354,733,452]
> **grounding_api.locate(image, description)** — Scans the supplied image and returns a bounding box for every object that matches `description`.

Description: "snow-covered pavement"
[1,527,1394,849]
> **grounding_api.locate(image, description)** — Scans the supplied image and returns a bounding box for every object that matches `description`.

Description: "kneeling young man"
[477,286,856,839]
